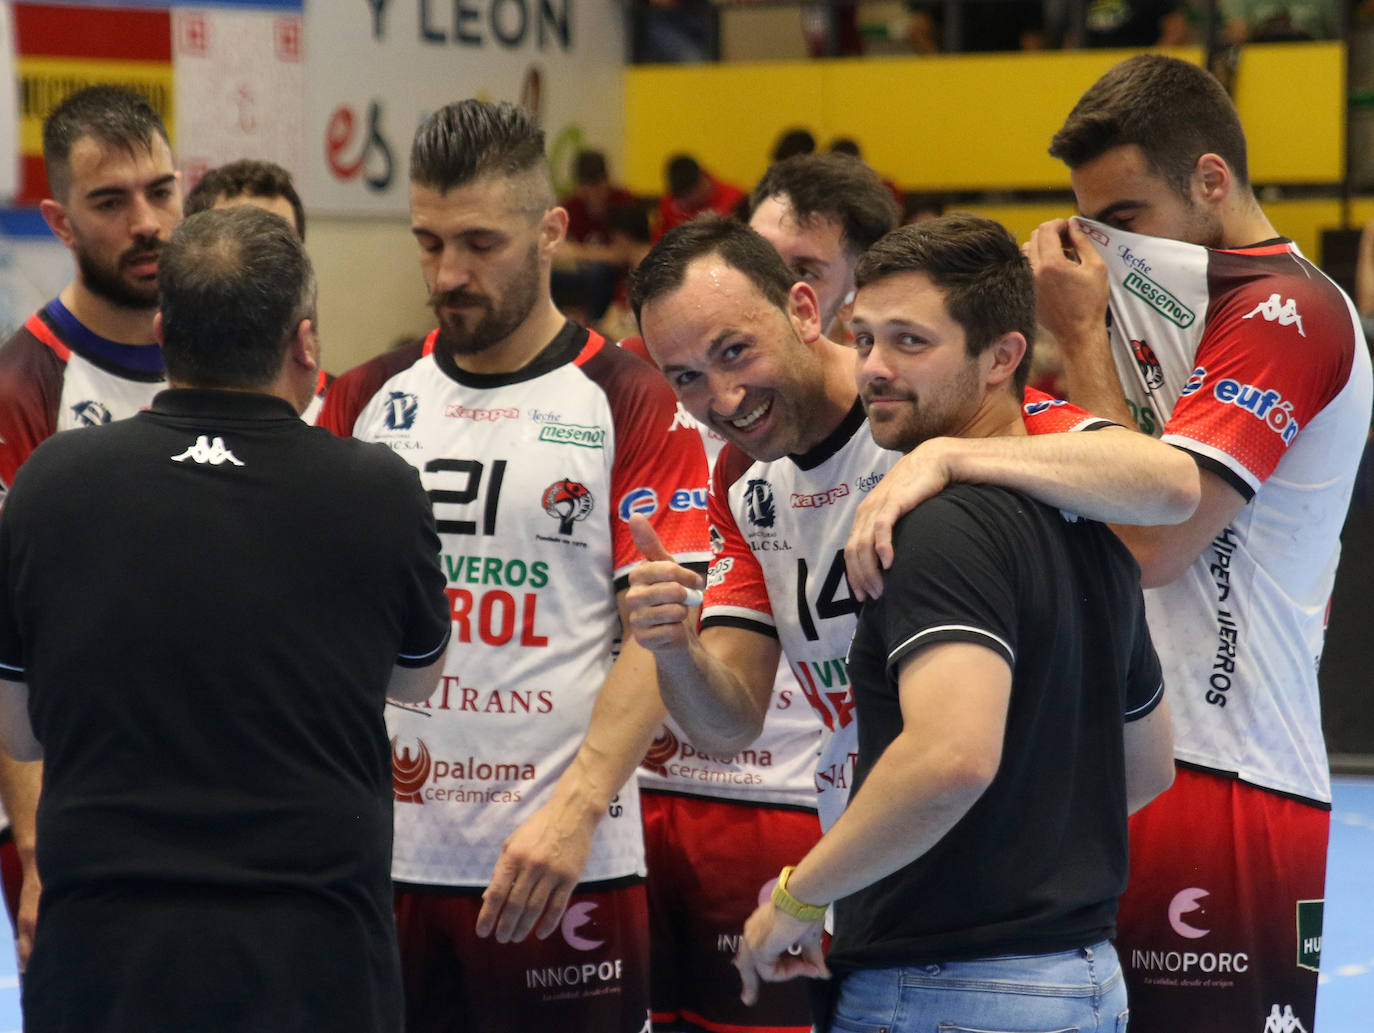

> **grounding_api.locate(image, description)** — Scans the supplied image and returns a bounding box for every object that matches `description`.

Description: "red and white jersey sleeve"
[1021,387,1115,433]
[1083,218,1372,803]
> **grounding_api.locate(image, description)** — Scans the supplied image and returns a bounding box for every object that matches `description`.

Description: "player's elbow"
[1127,753,1175,814]
[1153,455,1202,525]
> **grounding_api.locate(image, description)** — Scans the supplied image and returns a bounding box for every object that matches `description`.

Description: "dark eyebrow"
[658,330,742,378]
[85,173,177,203]
[1088,200,1141,224]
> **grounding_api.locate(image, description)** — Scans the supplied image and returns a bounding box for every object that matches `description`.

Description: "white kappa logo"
[1168,887,1211,939]
[1243,294,1306,338]
[171,436,244,466]
[1263,1004,1309,1033]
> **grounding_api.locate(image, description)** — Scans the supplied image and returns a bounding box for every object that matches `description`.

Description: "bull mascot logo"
[1132,339,1165,391]
[542,479,595,535]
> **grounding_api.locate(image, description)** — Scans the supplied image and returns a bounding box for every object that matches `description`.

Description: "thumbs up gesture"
[626,514,705,652]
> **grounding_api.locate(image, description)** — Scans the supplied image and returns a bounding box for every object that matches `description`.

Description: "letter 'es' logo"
[543,480,594,534]
[391,736,432,804]
[1168,887,1211,939]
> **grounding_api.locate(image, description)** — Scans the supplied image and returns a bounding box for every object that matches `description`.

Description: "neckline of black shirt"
[149,388,300,422]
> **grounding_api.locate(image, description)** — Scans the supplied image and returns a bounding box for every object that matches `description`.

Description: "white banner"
[0,4,17,203]
[304,0,625,216]
[172,6,307,190]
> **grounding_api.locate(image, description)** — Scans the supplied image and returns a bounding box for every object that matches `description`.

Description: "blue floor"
[0,776,1366,1031]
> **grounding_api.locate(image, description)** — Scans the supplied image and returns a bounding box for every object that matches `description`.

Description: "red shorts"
[643,790,822,1033]
[0,830,19,932]
[395,879,651,1033]
[1116,766,1328,1033]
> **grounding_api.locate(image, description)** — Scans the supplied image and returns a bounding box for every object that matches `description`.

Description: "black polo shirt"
[834,484,1162,972]
[0,389,451,1032]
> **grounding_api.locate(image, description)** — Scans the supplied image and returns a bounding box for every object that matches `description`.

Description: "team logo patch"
[1296,899,1322,972]
[543,479,595,534]
[618,486,658,521]
[383,391,419,430]
[560,901,607,951]
[744,479,776,528]
[1123,269,1195,328]
[1168,887,1211,939]
[71,400,111,426]
[1132,339,1165,391]
[391,736,431,804]
[171,436,244,467]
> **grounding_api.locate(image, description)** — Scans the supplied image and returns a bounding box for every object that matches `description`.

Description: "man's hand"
[844,438,955,601]
[625,514,704,652]
[735,899,829,1005]
[1026,218,1111,351]
[475,800,595,944]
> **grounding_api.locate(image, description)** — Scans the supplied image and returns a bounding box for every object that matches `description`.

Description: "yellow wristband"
[770,865,827,922]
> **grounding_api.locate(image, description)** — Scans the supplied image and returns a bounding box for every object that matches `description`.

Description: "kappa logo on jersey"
[641,726,681,776]
[1244,294,1306,338]
[383,391,419,430]
[709,523,725,554]
[745,479,776,528]
[793,484,850,508]
[1123,269,1196,328]
[171,436,245,467]
[1168,887,1211,939]
[1263,1005,1309,1033]
[669,404,701,433]
[391,736,431,804]
[1213,379,1302,445]
[1131,339,1165,391]
[618,486,658,521]
[70,400,112,426]
[446,403,519,421]
[1181,365,1207,398]
[1022,397,1067,417]
[543,480,594,534]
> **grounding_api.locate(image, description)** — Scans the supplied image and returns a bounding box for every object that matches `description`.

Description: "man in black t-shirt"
[732,215,1175,1032]
[0,206,451,1033]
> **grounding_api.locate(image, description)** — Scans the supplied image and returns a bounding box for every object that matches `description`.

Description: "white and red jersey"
[1081,218,1372,804]
[301,368,332,425]
[0,302,165,498]
[321,323,710,887]
[620,336,824,809]
[704,391,1110,830]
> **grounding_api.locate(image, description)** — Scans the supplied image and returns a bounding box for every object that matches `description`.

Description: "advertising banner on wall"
[305,1,626,217]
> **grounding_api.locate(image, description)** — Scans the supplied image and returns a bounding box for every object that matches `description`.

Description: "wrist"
[771,865,828,923]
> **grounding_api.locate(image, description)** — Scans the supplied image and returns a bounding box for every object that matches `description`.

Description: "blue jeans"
[828,941,1129,1033]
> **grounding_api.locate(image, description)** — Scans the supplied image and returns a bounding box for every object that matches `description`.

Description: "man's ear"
[787,281,824,344]
[540,205,569,259]
[39,199,74,248]
[153,312,165,347]
[984,331,1027,390]
[292,318,320,372]
[1193,153,1232,207]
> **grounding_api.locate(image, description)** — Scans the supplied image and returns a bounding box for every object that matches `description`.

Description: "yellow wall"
[624,43,1346,196]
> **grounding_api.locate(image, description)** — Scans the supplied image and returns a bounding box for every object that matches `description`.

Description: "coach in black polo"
[0,205,451,1033]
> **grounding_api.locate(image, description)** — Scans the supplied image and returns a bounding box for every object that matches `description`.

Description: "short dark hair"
[750,153,900,258]
[1050,54,1250,196]
[770,128,815,163]
[42,85,170,200]
[855,214,1035,392]
[184,159,306,239]
[410,99,551,207]
[666,155,702,199]
[631,215,793,323]
[828,137,861,158]
[158,206,316,390]
[573,149,609,186]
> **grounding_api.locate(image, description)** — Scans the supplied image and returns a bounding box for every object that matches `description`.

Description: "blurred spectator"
[904,193,945,224]
[1222,0,1338,40]
[904,1,1046,51]
[802,2,864,55]
[1070,0,1188,47]
[632,0,717,62]
[771,128,816,163]
[827,137,906,212]
[561,149,638,245]
[655,155,746,241]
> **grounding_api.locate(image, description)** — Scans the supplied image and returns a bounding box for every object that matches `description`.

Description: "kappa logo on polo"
[1244,294,1306,338]
[171,436,244,466]
[1132,339,1165,391]
[1263,1004,1309,1033]
[391,736,431,804]
[383,391,418,431]
[71,400,112,426]
[542,480,594,534]
[745,479,776,528]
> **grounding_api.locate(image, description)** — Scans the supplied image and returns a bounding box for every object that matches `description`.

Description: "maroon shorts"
[1116,766,1328,1033]
[0,830,19,933]
[395,878,651,1033]
[643,790,822,1033]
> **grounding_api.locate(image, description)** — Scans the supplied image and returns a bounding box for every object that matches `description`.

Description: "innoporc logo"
[391,736,432,804]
